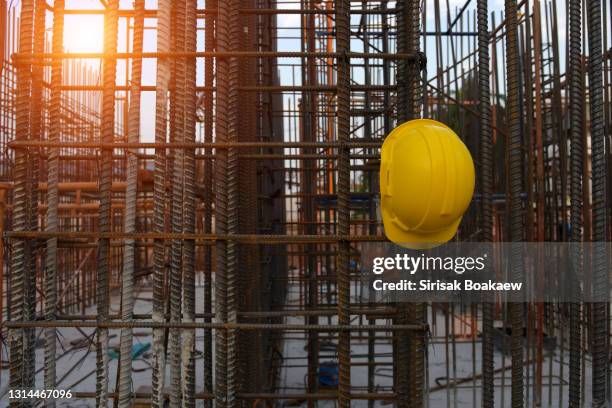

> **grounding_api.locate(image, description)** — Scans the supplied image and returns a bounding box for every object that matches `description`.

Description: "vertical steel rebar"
[586,0,609,406]
[394,2,411,406]
[43,1,65,405]
[10,0,34,405]
[202,1,216,406]
[169,0,187,406]
[152,0,172,405]
[336,0,351,406]
[225,0,240,404]
[96,1,119,407]
[215,0,231,405]
[23,0,45,390]
[406,0,422,117]
[478,0,494,406]
[302,2,318,404]
[407,2,424,407]
[568,0,583,406]
[182,0,198,405]
[118,1,144,406]
[396,0,425,405]
[503,0,525,407]
[359,7,378,408]
[396,0,409,121]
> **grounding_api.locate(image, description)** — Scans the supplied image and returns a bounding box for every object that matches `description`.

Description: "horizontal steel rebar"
[9,140,383,149]
[4,321,427,331]
[51,84,398,92]
[57,8,399,16]
[13,51,423,61]
[5,231,385,243]
[67,392,397,401]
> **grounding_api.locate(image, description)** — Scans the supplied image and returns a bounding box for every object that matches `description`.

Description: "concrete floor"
[0,279,597,407]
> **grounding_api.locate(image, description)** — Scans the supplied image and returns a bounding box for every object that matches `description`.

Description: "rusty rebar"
[586,0,609,405]
[568,0,584,406]
[43,1,65,405]
[478,0,494,406]
[168,0,187,406]
[336,0,351,406]
[215,0,231,405]
[1,2,608,407]
[202,1,216,406]
[9,0,34,405]
[182,0,198,406]
[504,1,525,407]
[151,0,172,404]
[117,1,144,406]
[95,1,119,406]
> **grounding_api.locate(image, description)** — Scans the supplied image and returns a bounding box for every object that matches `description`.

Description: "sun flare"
[63,14,104,53]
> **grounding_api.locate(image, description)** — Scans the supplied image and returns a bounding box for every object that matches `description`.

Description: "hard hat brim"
[383,216,462,250]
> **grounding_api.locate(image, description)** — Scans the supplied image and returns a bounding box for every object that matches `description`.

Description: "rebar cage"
[0,0,610,407]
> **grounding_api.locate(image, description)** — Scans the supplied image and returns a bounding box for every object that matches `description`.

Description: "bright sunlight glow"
[63,15,104,53]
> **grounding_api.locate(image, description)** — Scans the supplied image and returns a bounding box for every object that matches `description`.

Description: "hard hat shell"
[380,119,475,249]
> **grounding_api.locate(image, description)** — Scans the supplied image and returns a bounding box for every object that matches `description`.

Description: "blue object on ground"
[108,342,151,360]
[318,361,339,387]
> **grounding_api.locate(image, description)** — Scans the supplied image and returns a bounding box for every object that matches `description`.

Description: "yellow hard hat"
[380,119,475,249]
